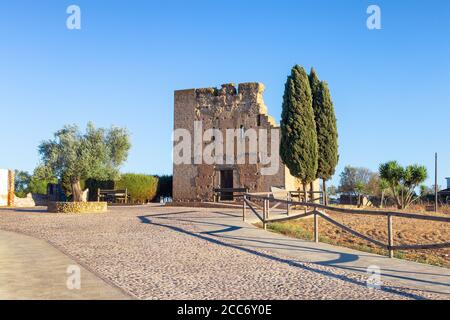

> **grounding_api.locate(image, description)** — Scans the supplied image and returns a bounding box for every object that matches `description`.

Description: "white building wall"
[0,169,9,206]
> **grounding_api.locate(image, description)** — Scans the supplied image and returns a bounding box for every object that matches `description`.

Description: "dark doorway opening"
[220,169,234,200]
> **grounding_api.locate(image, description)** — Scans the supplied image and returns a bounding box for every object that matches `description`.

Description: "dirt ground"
[267,204,450,268]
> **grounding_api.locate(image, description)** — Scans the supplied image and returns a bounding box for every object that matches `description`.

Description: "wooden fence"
[243,192,450,258]
[213,187,248,202]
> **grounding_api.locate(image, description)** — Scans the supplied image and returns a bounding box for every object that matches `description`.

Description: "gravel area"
[0,206,445,300]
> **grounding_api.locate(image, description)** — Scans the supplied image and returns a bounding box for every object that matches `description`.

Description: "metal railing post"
[287,192,290,216]
[388,214,394,258]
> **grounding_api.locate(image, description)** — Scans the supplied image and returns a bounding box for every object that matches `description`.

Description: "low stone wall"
[14,193,36,208]
[14,193,49,207]
[47,202,107,214]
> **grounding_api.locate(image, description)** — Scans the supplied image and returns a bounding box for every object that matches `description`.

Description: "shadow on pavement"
[138,214,430,300]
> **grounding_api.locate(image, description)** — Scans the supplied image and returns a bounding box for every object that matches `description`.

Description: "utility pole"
[435,152,438,212]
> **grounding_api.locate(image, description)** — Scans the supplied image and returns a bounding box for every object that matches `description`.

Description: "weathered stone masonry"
[0,169,14,207]
[173,82,318,202]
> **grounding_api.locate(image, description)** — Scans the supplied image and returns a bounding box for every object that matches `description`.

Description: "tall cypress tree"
[280,65,318,201]
[309,68,339,205]
[309,68,322,201]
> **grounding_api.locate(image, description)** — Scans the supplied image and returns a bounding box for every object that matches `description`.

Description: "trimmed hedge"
[115,174,158,203]
[81,174,165,203]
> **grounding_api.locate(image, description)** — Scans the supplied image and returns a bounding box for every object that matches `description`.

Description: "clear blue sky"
[0,0,449,188]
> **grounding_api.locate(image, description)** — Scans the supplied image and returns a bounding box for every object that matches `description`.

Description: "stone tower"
[173,82,317,202]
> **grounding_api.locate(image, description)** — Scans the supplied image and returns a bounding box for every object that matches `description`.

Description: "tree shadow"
[11,208,48,213]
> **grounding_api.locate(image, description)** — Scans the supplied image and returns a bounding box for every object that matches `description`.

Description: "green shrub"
[28,176,51,195]
[14,170,31,197]
[14,168,57,197]
[115,173,158,203]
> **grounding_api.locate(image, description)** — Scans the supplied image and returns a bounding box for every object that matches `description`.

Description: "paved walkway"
[0,206,448,299]
[188,209,450,297]
[0,230,129,299]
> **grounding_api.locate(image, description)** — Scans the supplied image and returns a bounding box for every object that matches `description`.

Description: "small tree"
[379,161,427,209]
[354,181,367,207]
[365,173,380,196]
[338,166,373,206]
[14,168,57,197]
[29,166,58,195]
[327,185,338,196]
[38,123,131,202]
[14,170,31,197]
[280,65,318,201]
[420,185,434,197]
[379,178,390,208]
[363,173,390,208]
[309,68,339,205]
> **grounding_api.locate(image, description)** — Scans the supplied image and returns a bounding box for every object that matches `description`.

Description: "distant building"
[438,177,450,203]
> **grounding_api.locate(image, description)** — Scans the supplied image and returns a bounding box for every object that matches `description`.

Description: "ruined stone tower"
[173,82,317,202]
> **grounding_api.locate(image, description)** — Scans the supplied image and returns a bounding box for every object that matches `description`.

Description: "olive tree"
[38,123,131,202]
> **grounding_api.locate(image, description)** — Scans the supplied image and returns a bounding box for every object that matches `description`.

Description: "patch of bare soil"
[268,205,450,268]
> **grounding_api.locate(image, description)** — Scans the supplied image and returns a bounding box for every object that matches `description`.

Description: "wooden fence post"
[388,214,394,258]
[243,195,246,222]
[287,193,290,216]
[263,198,267,230]
[314,209,319,243]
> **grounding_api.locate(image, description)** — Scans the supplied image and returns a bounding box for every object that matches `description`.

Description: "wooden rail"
[243,193,450,258]
[214,187,248,202]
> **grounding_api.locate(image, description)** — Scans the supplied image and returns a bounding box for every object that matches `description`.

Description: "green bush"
[28,176,51,195]
[115,174,159,203]
[14,170,31,197]
[14,169,57,197]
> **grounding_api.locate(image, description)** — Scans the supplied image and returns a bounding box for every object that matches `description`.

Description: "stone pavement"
[0,205,448,299]
[182,208,450,297]
[0,230,129,300]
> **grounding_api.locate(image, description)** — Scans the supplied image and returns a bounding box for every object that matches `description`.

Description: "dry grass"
[263,204,450,268]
